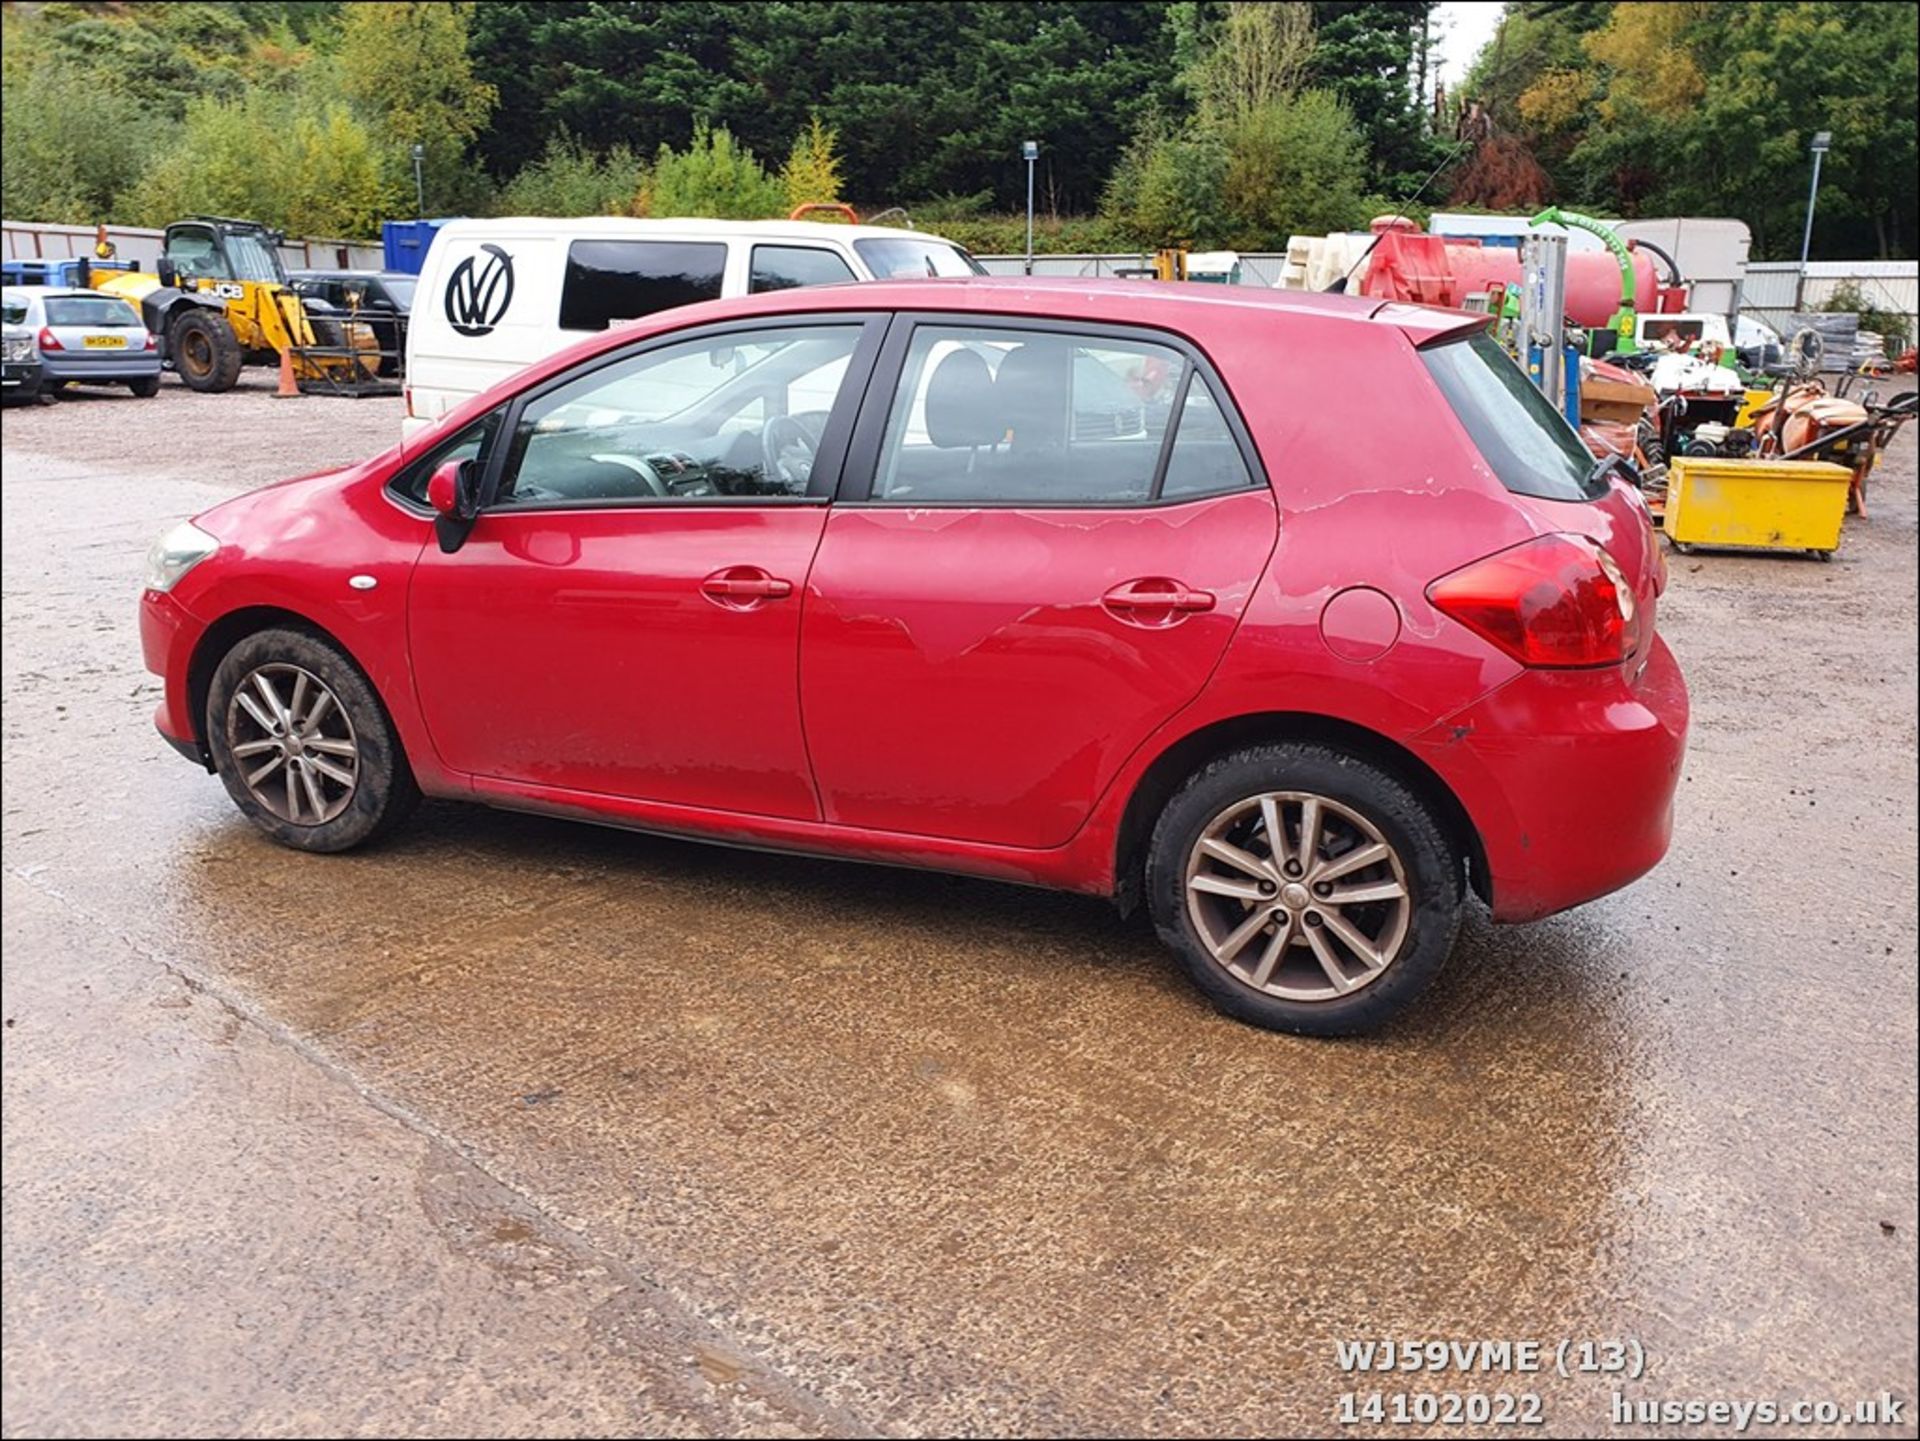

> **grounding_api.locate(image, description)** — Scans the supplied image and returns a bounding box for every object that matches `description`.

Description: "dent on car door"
[800,318,1279,848]
[405,317,884,818]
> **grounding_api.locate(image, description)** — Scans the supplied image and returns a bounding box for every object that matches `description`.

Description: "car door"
[407,315,884,819]
[800,316,1279,848]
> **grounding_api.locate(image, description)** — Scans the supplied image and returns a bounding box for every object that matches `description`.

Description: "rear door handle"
[1103,579,1217,613]
[700,567,793,609]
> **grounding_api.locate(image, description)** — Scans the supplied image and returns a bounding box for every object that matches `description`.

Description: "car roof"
[627,275,1479,343]
[291,269,412,279]
[2,286,119,300]
[436,216,959,245]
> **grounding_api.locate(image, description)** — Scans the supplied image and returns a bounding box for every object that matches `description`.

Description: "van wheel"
[1146,743,1461,1036]
[205,627,419,852]
[168,310,243,393]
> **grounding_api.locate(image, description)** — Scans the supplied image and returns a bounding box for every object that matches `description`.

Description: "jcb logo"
[196,281,246,300]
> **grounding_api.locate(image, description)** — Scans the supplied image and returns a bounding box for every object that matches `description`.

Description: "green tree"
[0,61,167,223]
[336,1,496,212]
[641,125,784,220]
[1218,89,1369,244]
[781,117,846,213]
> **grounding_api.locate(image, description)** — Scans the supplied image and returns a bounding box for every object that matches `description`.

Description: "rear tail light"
[1428,534,1631,668]
[403,385,413,418]
[36,327,62,351]
[143,332,158,350]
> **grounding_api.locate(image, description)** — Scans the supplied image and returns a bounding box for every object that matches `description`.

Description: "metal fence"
[1740,261,1916,347]
[2,219,383,274]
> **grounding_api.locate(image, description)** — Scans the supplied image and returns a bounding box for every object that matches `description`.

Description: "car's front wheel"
[205,627,418,852]
[1147,743,1461,1036]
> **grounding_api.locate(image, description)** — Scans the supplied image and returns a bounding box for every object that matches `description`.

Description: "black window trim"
[469,312,891,515]
[836,312,1270,510]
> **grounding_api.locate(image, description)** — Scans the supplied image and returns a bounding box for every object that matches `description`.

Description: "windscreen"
[1421,332,1604,501]
[853,238,984,279]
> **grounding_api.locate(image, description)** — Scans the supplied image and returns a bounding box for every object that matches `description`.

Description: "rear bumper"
[43,354,162,381]
[1413,636,1690,923]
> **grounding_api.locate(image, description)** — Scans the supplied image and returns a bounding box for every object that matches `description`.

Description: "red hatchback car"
[140,280,1687,1034]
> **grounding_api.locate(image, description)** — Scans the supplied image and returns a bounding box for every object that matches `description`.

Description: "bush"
[641,125,783,221]
[1216,89,1369,246]
[1819,280,1914,352]
[497,134,642,217]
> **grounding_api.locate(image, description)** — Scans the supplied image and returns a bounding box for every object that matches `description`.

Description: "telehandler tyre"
[168,309,243,393]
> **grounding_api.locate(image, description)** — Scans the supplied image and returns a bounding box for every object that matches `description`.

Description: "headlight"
[3,335,32,363]
[144,521,219,593]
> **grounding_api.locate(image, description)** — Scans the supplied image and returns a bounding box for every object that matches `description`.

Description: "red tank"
[1361,231,1660,327]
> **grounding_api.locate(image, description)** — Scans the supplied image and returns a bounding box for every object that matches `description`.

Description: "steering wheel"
[761,415,818,490]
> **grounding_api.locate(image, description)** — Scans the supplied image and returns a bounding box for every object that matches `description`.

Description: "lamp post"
[1022,140,1039,276]
[411,143,427,220]
[1799,130,1830,266]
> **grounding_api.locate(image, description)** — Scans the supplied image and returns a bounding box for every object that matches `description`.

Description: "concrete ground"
[2,372,1915,1438]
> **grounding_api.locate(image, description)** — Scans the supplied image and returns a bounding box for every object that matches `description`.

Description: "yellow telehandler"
[89,218,385,394]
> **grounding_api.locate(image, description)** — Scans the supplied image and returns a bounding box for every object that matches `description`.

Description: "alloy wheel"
[1183,790,1412,1002]
[225,663,359,825]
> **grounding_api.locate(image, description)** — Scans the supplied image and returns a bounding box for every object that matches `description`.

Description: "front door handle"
[701,566,794,609]
[1102,578,1217,621]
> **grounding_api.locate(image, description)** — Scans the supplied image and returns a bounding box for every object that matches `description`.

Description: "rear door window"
[1422,331,1603,500]
[868,324,1254,505]
[749,245,858,294]
[559,240,726,332]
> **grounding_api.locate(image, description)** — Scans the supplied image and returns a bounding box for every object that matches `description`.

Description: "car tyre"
[1146,743,1461,1036]
[206,627,419,853]
[129,375,161,398]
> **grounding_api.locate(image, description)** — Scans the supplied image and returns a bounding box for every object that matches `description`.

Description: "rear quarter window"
[559,240,726,332]
[1422,332,1604,501]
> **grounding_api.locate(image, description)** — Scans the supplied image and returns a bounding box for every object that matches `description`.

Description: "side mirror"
[427,458,481,552]
[156,258,178,287]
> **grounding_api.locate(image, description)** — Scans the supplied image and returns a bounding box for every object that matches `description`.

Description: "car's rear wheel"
[128,375,161,398]
[1147,743,1461,1035]
[205,627,418,852]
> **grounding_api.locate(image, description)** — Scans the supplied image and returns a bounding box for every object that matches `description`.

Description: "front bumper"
[2,360,42,390]
[1413,635,1690,923]
[141,586,209,764]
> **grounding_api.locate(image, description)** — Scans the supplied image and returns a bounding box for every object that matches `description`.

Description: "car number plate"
[83,335,127,349]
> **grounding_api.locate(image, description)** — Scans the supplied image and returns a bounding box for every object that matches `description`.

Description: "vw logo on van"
[444,244,515,337]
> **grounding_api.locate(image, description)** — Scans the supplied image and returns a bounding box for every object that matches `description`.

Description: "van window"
[558,240,726,332]
[749,245,857,293]
[853,238,982,279]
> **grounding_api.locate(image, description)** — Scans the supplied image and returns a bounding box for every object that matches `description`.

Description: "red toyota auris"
[140,280,1687,1034]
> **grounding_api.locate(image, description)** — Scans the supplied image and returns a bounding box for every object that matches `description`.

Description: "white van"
[403,216,982,438]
